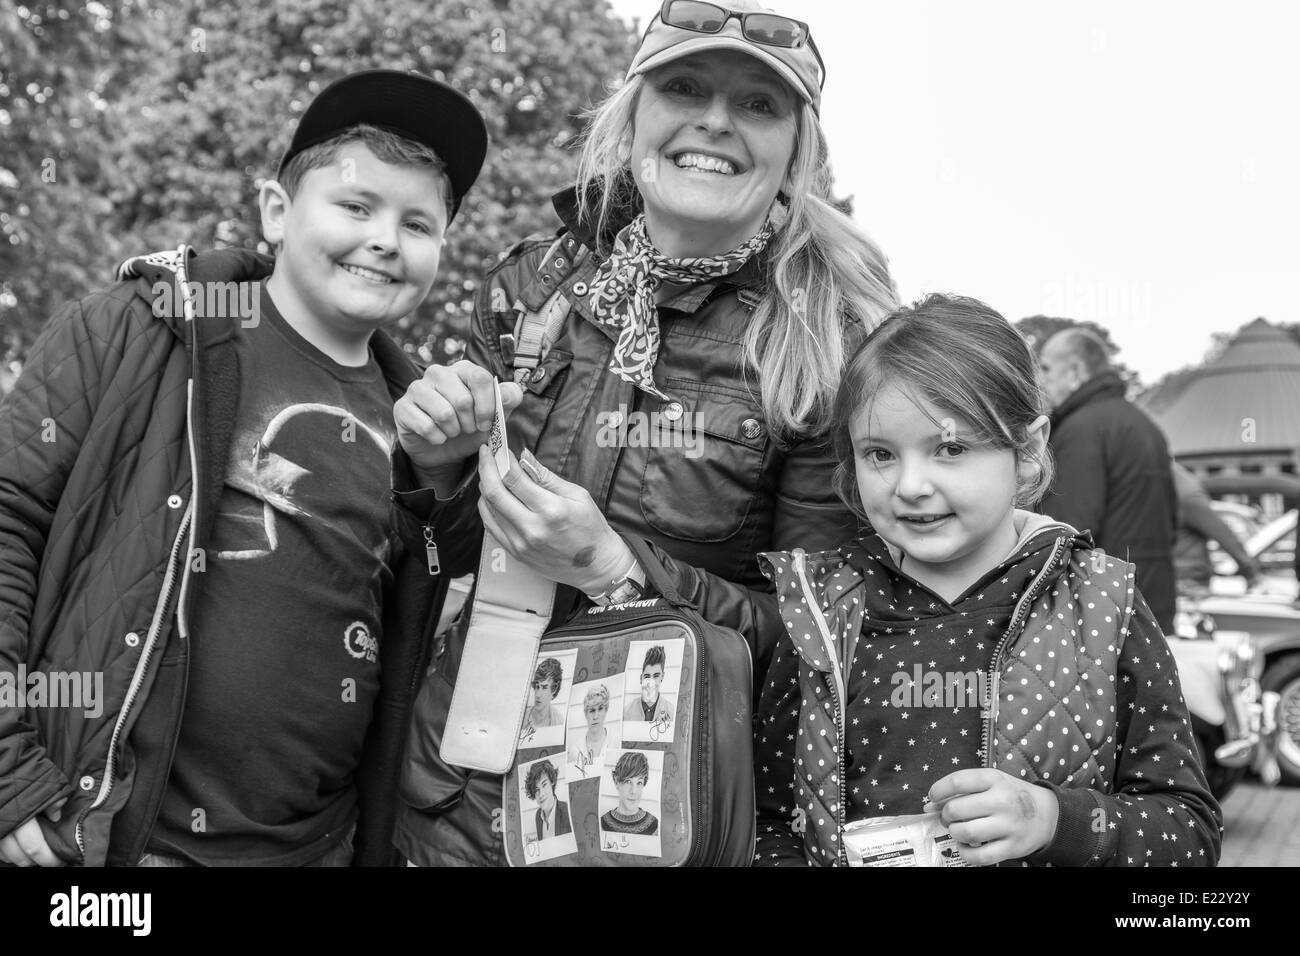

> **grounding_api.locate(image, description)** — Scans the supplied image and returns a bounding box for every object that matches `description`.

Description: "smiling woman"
[391,0,898,867]
[629,50,799,257]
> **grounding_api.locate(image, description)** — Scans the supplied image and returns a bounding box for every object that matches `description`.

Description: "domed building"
[1148,318,1300,512]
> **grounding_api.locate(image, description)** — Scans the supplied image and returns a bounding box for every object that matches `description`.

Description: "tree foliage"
[1,0,636,369]
[1,0,158,365]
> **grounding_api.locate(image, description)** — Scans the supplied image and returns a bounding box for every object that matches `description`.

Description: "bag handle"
[620,534,699,613]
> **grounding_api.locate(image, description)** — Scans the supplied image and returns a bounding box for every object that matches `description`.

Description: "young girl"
[752,294,1222,866]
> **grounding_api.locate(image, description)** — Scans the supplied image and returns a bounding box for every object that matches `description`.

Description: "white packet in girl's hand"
[843,812,968,867]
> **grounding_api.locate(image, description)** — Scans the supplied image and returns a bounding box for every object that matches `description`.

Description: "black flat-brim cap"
[277,69,488,221]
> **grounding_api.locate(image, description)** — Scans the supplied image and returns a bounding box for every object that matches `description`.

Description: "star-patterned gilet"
[758,526,1133,866]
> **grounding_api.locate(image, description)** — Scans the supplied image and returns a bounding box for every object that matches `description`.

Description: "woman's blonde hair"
[574,74,899,440]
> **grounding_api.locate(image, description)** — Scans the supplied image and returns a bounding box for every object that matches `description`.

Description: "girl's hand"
[477,446,634,594]
[922,769,1059,866]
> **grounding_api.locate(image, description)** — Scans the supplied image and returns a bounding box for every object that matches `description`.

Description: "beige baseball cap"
[627,0,824,114]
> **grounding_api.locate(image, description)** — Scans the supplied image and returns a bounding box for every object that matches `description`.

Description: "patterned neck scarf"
[586,212,774,399]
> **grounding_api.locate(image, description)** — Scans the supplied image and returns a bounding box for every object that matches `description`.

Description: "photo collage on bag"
[566,673,625,782]
[518,648,578,751]
[517,754,578,863]
[516,648,579,863]
[517,639,684,864]
[597,748,664,858]
[620,639,683,744]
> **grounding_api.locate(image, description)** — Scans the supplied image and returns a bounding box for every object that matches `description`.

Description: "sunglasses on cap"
[657,0,826,88]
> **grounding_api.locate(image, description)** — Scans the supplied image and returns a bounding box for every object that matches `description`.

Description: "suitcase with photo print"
[501,540,756,867]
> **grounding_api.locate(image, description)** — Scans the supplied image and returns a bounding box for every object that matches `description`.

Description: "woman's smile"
[668,149,742,176]
[631,50,796,257]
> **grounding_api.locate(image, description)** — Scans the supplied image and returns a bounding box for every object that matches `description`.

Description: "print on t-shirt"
[215,402,393,563]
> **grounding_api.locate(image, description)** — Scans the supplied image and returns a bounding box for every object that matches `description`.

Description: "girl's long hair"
[574,75,898,440]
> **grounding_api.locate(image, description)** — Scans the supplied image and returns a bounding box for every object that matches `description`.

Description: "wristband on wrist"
[586,559,649,606]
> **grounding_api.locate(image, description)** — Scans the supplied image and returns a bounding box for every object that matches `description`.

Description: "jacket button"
[553,257,566,269]
[572,282,588,296]
[125,631,140,648]
[663,402,684,422]
[79,775,95,791]
[167,494,183,509]
[531,367,547,383]
[742,418,763,439]
[606,410,623,429]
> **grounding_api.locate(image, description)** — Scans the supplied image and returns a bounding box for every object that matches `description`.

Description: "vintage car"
[1193,498,1300,786]
[1193,590,1300,787]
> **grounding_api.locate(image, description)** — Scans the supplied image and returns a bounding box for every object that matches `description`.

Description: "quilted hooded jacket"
[0,247,444,865]
[752,517,1222,866]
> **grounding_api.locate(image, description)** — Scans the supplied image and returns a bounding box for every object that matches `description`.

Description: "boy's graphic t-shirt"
[149,282,398,865]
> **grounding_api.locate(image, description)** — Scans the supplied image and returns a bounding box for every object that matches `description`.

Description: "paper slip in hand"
[843,812,967,867]
[488,379,510,477]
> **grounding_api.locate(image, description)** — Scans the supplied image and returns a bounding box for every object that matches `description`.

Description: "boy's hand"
[477,446,633,594]
[395,360,524,476]
[0,798,68,867]
[922,769,1059,866]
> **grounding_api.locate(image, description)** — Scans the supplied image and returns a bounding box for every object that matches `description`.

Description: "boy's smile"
[262,142,449,364]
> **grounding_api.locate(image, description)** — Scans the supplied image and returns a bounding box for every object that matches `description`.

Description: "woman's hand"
[477,446,634,594]
[922,769,1060,866]
[395,360,524,476]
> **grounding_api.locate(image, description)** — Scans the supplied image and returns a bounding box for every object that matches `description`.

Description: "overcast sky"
[606,0,1299,384]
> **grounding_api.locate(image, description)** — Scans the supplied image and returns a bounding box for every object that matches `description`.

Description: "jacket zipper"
[980,536,1070,769]
[75,501,193,858]
[791,549,849,867]
[422,524,440,575]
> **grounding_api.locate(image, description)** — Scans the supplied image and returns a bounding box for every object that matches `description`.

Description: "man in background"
[1038,327,1177,631]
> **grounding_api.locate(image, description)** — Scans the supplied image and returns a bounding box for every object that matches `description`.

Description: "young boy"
[0,70,486,866]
